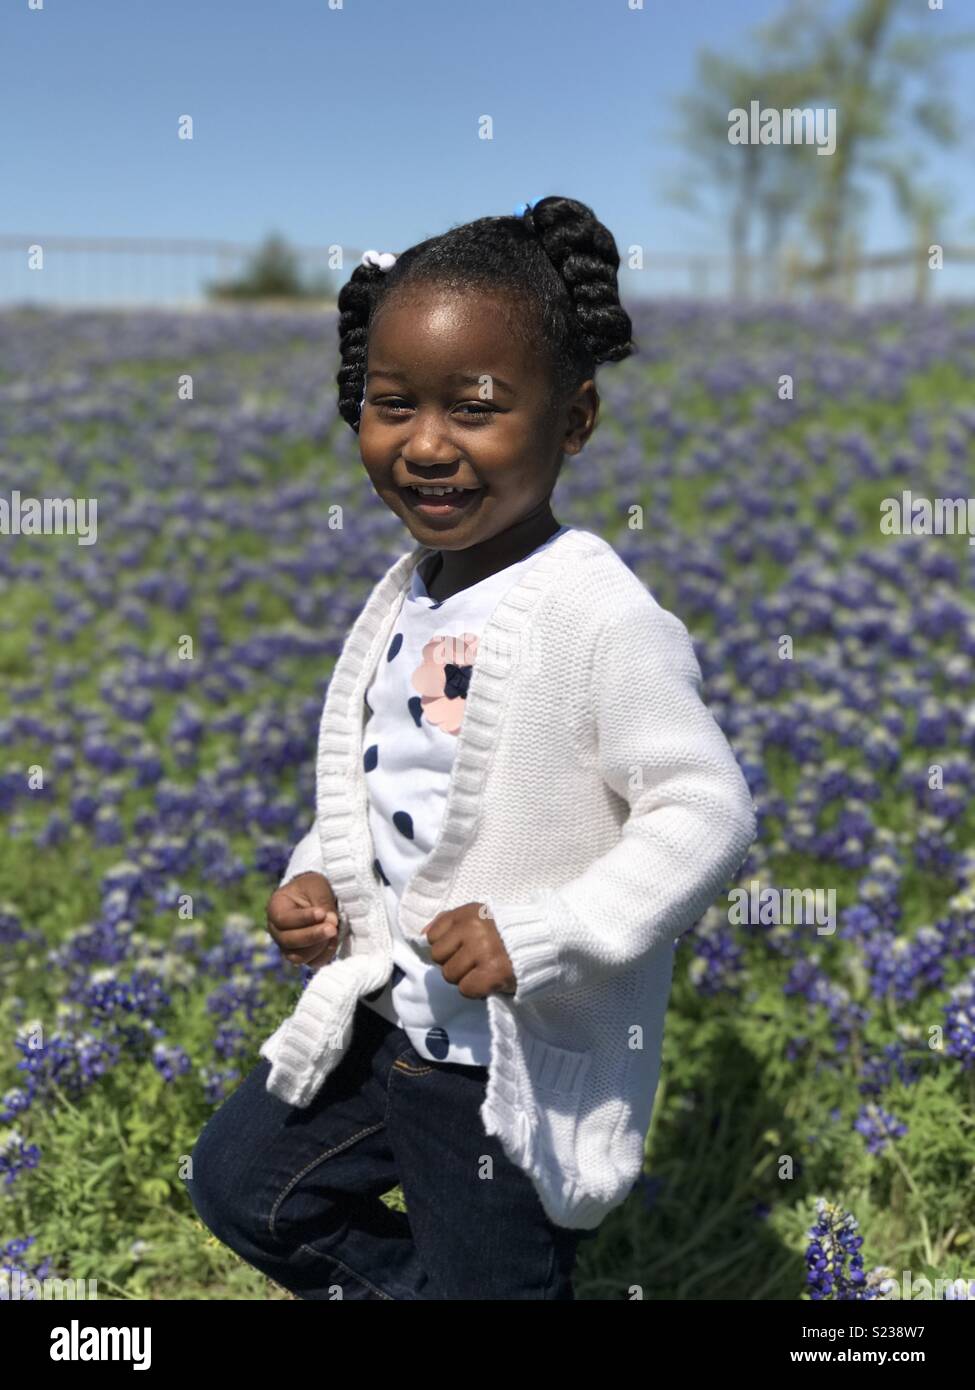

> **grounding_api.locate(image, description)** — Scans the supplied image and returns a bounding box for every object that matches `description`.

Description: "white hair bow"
[361,249,397,271]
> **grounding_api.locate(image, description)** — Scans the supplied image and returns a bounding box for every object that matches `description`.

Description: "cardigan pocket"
[518,1025,592,1183]
[573,981,672,1207]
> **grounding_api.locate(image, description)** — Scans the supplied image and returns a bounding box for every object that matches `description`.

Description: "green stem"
[47,1080,83,1116]
[750,1251,802,1301]
[642,1151,777,1278]
[885,1144,934,1266]
[94,1275,142,1300]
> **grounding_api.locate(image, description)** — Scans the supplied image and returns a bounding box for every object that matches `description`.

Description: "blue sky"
[2,0,972,302]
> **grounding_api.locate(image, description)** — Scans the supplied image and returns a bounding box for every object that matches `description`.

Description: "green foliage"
[2,303,974,1301]
[207,233,332,302]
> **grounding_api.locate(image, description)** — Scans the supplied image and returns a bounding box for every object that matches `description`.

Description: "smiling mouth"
[403,484,480,495]
[399,484,484,517]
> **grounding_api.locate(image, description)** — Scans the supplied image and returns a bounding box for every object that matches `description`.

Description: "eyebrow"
[365,369,516,394]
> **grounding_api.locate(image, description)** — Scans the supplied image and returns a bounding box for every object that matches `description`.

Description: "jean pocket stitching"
[268,1121,386,1242]
[296,1242,395,1300]
[392,1058,434,1075]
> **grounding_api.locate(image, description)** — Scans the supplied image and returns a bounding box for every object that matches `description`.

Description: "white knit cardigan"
[259,526,757,1230]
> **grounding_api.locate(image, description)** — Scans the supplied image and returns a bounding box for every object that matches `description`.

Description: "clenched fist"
[266,871,342,970]
[423,902,517,999]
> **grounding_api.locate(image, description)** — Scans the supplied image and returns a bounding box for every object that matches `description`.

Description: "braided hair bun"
[336,195,635,433]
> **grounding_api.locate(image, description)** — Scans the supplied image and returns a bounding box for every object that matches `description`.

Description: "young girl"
[187,195,757,1301]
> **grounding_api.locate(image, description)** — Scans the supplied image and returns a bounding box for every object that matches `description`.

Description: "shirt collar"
[408,525,572,610]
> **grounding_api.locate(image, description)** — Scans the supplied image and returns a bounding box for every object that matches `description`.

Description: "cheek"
[491,473,541,507]
[478,458,531,490]
[360,453,391,486]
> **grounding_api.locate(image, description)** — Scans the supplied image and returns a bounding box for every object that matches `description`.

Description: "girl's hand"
[422,903,517,999]
[266,871,341,970]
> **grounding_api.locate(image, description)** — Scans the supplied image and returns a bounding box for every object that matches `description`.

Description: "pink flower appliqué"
[411,632,478,735]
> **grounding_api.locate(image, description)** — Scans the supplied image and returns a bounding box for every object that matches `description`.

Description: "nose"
[400,406,459,468]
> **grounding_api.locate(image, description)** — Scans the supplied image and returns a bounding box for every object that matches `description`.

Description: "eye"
[374,399,498,423]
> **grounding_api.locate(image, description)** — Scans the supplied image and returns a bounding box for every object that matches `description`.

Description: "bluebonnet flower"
[0,1130,41,1187]
[0,1235,54,1297]
[857,1037,927,1096]
[151,1043,191,1083]
[686,904,744,995]
[854,1103,907,1155]
[943,971,975,1069]
[0,905,27,945]
[804,1199,877,1300]
[206,974,263,1023]
[213,1025,247,1061]
[199,1066,241,1106]
[93,806,124,846]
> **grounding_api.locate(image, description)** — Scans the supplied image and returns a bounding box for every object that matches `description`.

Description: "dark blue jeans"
[187,999,589,1299]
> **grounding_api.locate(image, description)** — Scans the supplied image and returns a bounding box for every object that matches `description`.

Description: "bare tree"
[664,51,766,298]
[665,0,973,300]
[754,0,972,284]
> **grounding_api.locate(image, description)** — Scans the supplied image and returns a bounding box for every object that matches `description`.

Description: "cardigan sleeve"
[483,602,757,1003]
[276,824,352,943]
[279,823,327,886]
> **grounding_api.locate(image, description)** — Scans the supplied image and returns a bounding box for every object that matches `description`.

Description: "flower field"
[1,299,974,1300]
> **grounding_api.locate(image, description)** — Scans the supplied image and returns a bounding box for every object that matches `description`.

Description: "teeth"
[413,486,467,496]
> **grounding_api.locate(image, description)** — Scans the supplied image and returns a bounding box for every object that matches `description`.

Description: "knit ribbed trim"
[480,897,563,1002]
[263,543,427,1105]
[264,954,382,1106]
[395,528,604,939]
[479,1095,617,1230]
[479,986,624,1229]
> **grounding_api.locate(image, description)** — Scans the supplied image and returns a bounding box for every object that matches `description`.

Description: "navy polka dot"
[373,857,389,885]
[392,810,414,840]
[425,1026,450,1060]
[387,632,403,661]
[407,696,423,727]
[363,743,378,772]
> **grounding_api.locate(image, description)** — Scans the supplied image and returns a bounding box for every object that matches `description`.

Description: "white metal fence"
[1,234,972,307]
[0,235,337,309]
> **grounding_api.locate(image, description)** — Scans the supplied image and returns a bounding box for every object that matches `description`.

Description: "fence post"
[782,244,801,302]
[691,258,709,297]
[915,218,932,303]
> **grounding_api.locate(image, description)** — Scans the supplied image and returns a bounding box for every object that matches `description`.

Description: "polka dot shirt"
[359,525,572,1064]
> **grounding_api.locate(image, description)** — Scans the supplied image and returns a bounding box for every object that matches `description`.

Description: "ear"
[563,379,599,454]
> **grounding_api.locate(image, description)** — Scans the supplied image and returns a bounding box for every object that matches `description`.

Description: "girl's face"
[358,286,597,550]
